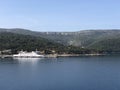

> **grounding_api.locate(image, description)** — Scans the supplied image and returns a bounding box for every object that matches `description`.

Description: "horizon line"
[0,28,120,32]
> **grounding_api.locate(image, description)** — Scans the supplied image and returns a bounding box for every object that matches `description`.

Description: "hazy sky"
[0,0,120,32]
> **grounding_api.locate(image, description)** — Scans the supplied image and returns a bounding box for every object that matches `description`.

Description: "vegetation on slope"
[1,29,120,54]
[88,37,120,53]
[0,32,99,54]
[1,28,120,47]
[0,32,68,54]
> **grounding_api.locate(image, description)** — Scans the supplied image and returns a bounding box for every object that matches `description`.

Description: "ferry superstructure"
[13,51,44,58]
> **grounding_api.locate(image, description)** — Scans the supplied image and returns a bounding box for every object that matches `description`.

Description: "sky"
[0,0,120,32]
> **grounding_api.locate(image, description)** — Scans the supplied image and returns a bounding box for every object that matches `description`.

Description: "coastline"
[0,53,106,58]
[57,53,106,57]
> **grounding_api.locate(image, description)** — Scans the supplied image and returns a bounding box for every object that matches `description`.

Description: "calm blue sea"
[0,55,120,90]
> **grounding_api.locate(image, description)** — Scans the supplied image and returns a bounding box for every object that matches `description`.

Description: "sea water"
[0,55,120,90]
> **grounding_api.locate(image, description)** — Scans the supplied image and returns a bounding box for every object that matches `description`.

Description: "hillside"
[88,37,120,52]
[1,29,120,46]
[0,32,67,54]
[1,28,120,53]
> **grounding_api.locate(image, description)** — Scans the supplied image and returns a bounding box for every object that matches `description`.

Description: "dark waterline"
[0,55,120,90]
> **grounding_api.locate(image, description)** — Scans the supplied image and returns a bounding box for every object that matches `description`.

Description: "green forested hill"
[0,32,67,53]
[88,37,120,52]
[1,28,120,47]
[0,32,96,54]
[1,28,120,53]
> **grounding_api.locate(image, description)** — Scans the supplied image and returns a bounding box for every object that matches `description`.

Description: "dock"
[44,54,58,58]
[0,55,13,58]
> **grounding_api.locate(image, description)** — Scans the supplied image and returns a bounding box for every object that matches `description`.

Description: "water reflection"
[0,57,78,65]
[13,58,43,65]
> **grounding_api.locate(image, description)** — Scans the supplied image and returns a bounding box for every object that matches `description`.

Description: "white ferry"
[13,51,44,58]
